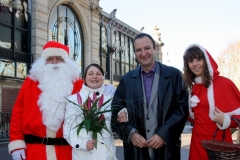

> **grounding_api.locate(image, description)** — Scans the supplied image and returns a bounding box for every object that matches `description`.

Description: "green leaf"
[65,97,81,106]
[93,109,112,116]
[77,121,84,136]
[92,98,99,108]
[92,132,98,149]
[84,119,91,132]
[91,122,103,132]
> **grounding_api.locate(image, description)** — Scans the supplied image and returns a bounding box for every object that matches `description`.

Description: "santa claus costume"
[8,41,84,160]
[185,44,240,160]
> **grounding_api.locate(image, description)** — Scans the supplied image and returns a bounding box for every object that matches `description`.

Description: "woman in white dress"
[64,63,125,160]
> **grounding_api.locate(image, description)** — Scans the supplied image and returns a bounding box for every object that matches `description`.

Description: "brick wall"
[2,88,20,112]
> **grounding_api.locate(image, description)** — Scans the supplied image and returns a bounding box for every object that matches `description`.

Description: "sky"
[99,0,240,70]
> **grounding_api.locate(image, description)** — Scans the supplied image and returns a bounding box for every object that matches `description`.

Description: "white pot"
[12,0,21,11]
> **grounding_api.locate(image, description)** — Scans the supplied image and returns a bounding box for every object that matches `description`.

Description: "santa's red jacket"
[8,77,83,160]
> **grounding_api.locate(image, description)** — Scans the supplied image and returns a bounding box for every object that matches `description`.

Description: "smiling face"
[134,36,156,72]
[84,66,104,89]
[188,57,204,77]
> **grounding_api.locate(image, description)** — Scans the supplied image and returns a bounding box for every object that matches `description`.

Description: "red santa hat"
[41,41,69,60]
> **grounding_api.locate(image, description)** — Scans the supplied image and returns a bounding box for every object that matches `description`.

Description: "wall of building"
[0,0,164,113]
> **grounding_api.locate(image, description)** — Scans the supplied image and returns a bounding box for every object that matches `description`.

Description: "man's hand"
[131,132,148,148]
[12,149,26,160]
[147,134,164,149]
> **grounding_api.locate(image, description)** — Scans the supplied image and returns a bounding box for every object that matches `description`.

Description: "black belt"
[24,134,69,145]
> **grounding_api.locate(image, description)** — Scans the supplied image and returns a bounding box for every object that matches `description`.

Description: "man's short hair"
[133,33,156,50]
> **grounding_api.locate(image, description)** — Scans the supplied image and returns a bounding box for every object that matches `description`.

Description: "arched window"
[48,4,84,74]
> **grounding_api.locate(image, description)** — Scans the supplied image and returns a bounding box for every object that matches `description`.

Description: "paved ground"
[114,123,193,160]
[0,124,194,160]
[0,124,238,160]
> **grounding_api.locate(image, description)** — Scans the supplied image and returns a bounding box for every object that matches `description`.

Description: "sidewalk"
[0,126,238,160]
[0,143,10,160]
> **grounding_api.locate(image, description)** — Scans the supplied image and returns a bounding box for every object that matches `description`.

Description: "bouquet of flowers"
[66,92,112,149]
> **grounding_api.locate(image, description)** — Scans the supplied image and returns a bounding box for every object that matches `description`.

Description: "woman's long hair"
[183,46,212,89]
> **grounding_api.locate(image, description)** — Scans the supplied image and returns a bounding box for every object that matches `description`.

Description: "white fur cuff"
[216,114,231,130]
[8,140,26,154]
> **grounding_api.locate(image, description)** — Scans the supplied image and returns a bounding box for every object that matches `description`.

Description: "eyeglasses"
[46,56,64,63]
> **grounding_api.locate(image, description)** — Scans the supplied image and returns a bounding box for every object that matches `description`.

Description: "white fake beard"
[31,62,77,131]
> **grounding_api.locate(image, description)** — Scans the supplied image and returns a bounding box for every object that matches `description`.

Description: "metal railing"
[0,112,11,141]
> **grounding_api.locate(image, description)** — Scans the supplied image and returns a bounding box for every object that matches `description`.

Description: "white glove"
[12,149,26,160]
[103,84,116,97]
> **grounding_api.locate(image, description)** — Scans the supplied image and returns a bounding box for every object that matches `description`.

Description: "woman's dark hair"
[133,33,156,50]
[183,46,211,89]
[83,63,104,82]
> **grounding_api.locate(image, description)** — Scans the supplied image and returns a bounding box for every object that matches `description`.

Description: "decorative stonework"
[90,2,102,15]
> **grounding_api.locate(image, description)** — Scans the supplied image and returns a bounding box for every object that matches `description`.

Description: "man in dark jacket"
[111,33,188,160]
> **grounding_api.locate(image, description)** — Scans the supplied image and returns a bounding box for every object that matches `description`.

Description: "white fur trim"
[8,140,26,154]
[215,108,240,130]
[46,129,56,138]
[225,108,240,116]
[190,95,200,108]
[46,129,57,160]
[41,48,69,61]
[194,77,202,84]
[46,145,57,160]
[216,114,231,130]
[189,108,195,119]
[208,84,215,120]
[188,92,195,119]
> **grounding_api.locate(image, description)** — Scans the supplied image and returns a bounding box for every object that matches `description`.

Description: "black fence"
[0,112,11,141]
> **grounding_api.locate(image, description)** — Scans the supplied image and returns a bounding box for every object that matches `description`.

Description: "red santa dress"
[184,44,240,160]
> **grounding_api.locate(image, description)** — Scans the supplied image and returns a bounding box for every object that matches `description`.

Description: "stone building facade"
[0,0,164,114]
